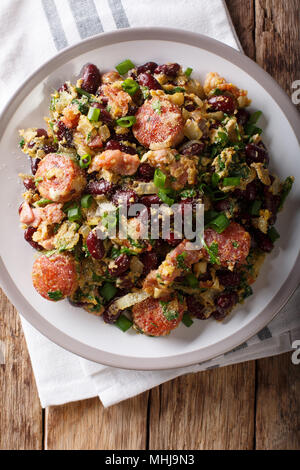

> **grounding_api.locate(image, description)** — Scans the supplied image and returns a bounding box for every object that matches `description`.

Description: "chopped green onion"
[152,100,161,114]
[116,116,136,128]
[68,206,81,222]
[223,177,241,187]
[164,87,186,95]
[279,176,294,210]
[185,273,198,288]
[115,59,135,75]
[79,154,91,169]
[158,190,174,206]
[206,213,230,234]
[121,78,140,96]
[48,290,63,301]
[75,87,92,99]
[211,173,220,188]
[154,168,166,189]
[212,88,223,96]
[100,283,117,302]
[182,313,194,327]
[245,111,263,136]
[268,226,280,243]
[87,106,100,121]
[115,314,133,332]
[250,200,262,216]
[81,194,93,208]
[34,198,53,207]
[184,67,193,77]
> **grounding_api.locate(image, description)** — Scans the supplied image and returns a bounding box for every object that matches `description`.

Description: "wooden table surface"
[0,0,299,451]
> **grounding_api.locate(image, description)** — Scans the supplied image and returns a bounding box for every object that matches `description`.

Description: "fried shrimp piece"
[101,84,131,118]
[204,72,248,98]
[88,149,140,175]
[35,153,86,203]
[132,295,185,337]
[133,98,184,149]
[32,254,78,301]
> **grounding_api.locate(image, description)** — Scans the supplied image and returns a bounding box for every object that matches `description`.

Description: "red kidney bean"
[207,95,236,114]
[86,231,105,260]
[137,72,162,90]
[140,251,158,276]
[31,158,40,175]
[58,83,68,93]
[108,254,131,277]
[217,270,241,288]
[112,132,138,144]
[185,104,196,112]
[165,232,182,246]
[68,298,86,308]
[139,194,161,207]
[263,188,280,224]
[24,227,43,250]
[154,63,180,77]
[105,139,136,155]
[90,102,113,124]
[181,142,205,156]
[117,275,134,291]
[36,128,48,138]
[236,109,250,126]
[199,271,212,283]
[86,179,116,196]
[245,181,257,201]
[102,299,122,323]
[127,69,138,79]
[253,229,274,253]
[112,189,138,209]
[137,62,158,75]
[186,296,206,320]
[27,141,36,149]
[42,143,58,154]
[214,291,238,318]
[136,163,155,181]
[214,198,231,212]
[245,143,269,165]
[57,120,73,145]
[23,178,35,191]
[81,63,101,94]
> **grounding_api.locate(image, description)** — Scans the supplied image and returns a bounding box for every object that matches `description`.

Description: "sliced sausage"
[133,98,184,149]
[32,254,78,301]
[132,296,185,337]
[35,153,86,203]
[203,222,251,268]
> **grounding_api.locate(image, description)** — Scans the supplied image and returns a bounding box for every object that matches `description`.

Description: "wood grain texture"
[149,363,256,450]
[255,353,300,449]
[0,289,42,450]
[255,0,300,101]
[45,393,149,450]
[226,0,256,58]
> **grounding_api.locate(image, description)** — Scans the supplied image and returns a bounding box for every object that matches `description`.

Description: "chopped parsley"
[48,290,63,301]
[176,252,189,271]
[19,138,25,148]
[180,188,196,198]
[159,301,179,321]
[152,100,162,114]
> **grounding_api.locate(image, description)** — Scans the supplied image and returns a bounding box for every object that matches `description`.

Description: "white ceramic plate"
[0,28,299,370]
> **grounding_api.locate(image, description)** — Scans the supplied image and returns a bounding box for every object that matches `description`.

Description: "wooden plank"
[149,362,255,450]
[255,353,300,449]
[45,393,149,450]
[255,0,300,98]
[0,289,43,450]
[225,0,256,59]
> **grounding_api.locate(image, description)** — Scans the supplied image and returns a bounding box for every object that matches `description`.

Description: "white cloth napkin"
[1,0,299,408]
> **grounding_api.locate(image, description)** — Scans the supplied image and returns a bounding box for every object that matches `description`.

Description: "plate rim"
[0,27,299,370]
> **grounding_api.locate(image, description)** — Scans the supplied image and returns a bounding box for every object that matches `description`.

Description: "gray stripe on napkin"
[68,0,104,38]
[108,0,130,28]
[42,0,68,50]
[257,326,272,341]
[224,342,248,355]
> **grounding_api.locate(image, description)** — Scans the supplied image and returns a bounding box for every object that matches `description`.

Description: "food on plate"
[18,61,293,336]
